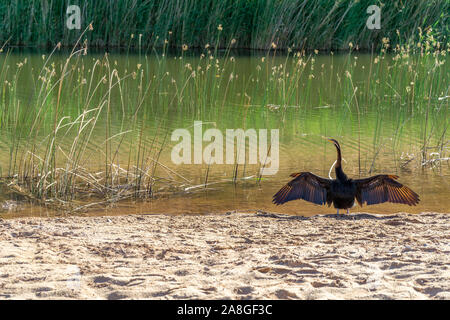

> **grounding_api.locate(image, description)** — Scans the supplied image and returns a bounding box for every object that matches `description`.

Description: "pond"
[0,48,448,217]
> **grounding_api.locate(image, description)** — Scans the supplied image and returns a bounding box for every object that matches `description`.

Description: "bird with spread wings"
[273,138,419,214]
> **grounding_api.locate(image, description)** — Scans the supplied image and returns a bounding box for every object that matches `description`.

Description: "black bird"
[272,138,420,214]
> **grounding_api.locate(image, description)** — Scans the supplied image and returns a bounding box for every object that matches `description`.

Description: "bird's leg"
[347,209,349,214]
[336,209,339,217]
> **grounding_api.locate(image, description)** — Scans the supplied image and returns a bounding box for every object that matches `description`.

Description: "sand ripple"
[0,211,449,299]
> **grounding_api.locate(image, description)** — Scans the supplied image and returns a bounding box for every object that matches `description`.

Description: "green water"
[0,50,448,216]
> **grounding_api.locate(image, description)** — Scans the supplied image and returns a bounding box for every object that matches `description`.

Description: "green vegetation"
[0,0,448,51]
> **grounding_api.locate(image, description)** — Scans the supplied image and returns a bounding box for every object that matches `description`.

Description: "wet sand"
[0,211,449,299]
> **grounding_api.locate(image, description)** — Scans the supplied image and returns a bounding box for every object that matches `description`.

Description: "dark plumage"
[272,138,420,214]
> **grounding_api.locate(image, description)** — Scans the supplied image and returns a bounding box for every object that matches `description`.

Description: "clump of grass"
[0,35,192,211]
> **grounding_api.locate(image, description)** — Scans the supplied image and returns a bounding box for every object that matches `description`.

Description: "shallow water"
[0,50,448,217]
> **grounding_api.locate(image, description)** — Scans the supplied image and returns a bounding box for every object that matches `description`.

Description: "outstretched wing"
[272,172,332,206]
[354,175,419,206]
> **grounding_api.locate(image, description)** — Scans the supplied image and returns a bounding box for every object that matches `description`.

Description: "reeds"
[0,0,448,51]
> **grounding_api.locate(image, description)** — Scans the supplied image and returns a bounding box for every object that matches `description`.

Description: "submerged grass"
[0,26,448,212]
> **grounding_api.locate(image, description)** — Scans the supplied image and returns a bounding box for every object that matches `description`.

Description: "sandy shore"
[0,211,449,299]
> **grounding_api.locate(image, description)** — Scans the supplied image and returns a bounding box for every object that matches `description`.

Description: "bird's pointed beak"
[321,136,334,144]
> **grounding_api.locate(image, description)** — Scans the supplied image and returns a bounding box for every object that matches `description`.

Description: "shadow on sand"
[254,210,400,221]
[320,213,400,220]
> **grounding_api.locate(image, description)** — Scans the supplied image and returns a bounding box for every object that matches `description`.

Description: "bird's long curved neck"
[334,145,348,181]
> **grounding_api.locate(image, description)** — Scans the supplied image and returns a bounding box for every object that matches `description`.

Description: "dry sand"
[0,211,449,300]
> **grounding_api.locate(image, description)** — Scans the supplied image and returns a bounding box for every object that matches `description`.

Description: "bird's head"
[323,137,341,151]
